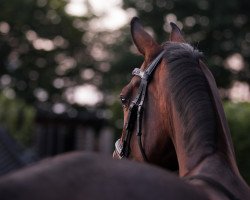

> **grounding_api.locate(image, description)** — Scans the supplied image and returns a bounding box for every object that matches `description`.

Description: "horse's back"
[0,152,208,200]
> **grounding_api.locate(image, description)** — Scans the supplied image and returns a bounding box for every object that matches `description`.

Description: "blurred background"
[0,0,250,184]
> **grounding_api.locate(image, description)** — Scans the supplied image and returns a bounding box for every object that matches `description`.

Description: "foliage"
[224,102,250,184]
[0,0,97,111]
[0,93,36,146]
[120,0,250,88]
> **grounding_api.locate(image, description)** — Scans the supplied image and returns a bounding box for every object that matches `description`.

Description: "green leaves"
[224,102,250,184]
[0,93,36,147]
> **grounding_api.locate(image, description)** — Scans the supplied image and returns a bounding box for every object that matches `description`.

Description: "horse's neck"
[169,102,250,198]
[173,127,238,178]
[185,152,236,181]
[172,123,250,199]
[172,130,225,178]
[168,90,237,176]
[186,153,250,200]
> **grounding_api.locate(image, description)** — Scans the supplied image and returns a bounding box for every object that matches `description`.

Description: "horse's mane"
[164,42,217,163]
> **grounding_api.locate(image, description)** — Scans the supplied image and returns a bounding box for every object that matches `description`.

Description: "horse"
[113,17,250,200]
[0,152,209,200]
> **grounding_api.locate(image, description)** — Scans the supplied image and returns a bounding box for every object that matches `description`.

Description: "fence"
[34,111,115,158]
[0,110,115,176]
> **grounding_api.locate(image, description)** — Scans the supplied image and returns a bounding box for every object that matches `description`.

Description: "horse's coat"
[0,152,208,200]
[114,17,250,200]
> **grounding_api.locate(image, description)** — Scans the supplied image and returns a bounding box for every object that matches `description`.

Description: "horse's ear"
[131,17,159,56]
[169,22,185,43]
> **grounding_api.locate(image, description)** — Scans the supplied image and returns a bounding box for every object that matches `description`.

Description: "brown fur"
[115,17,250,200]
[0,152,208,200]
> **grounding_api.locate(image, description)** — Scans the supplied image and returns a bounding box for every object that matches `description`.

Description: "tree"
[0,0,98,113]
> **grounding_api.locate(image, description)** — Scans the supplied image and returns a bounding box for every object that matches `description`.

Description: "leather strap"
[115,50,165,160]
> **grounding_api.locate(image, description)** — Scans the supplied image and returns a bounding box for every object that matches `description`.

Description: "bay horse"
[113,17,250,200]
[0,152,208,200]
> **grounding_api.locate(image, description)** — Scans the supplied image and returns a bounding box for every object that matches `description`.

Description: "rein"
[115,50,165,161]
[184,175,240,200]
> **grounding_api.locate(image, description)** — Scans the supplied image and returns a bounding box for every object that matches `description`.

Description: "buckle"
[114,139,123,159]
[132,68,144,79]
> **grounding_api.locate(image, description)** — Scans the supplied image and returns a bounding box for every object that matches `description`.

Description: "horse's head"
[113,17,236,174]
[113,18,188,170]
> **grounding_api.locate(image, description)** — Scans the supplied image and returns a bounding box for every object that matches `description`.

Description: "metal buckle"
[132,68,145,79]
[114,139,123,159]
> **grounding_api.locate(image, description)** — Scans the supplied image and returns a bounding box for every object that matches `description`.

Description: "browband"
[132,51,165,80]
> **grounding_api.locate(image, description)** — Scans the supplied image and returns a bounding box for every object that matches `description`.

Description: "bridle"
[114,50,165,161]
